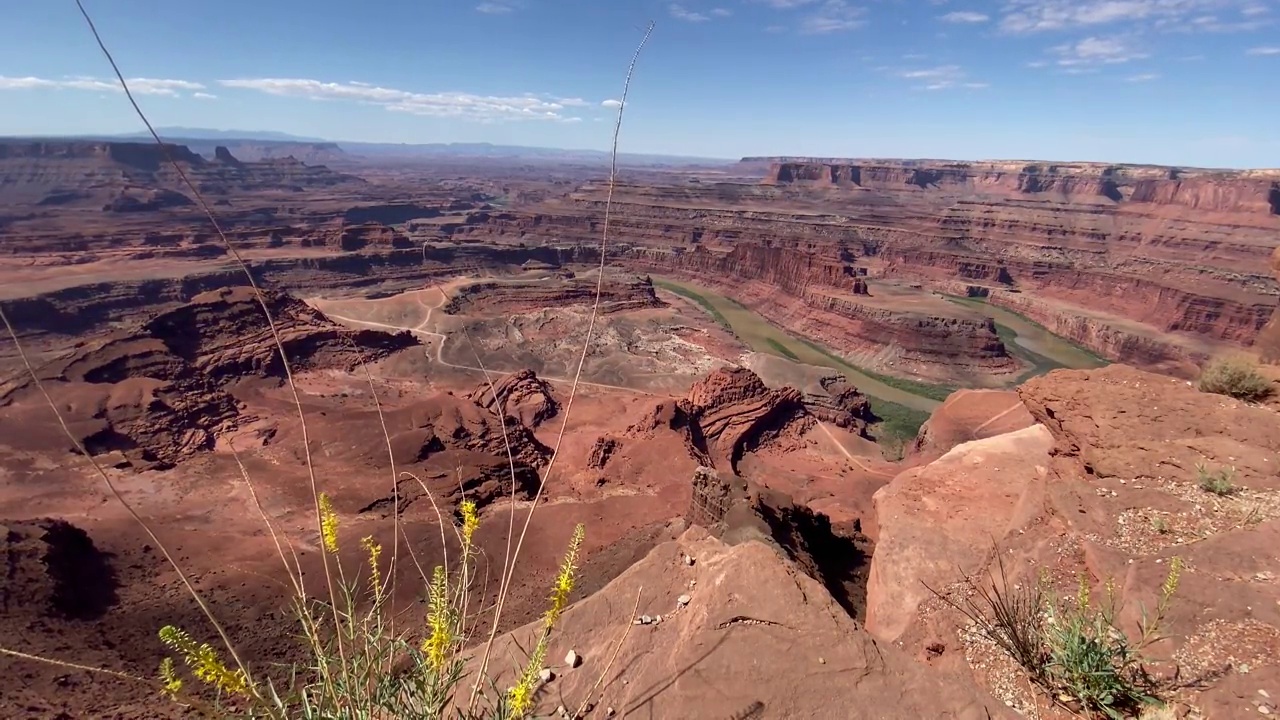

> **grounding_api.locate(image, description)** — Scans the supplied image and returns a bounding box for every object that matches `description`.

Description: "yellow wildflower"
[543,523,584,630]
[361,535,383,599]
[318,492,339,554]
[460,499,479,549]
[507,523,585,719]
[158,625,248,696]
[158,657,183,699]
[421,565,455,671]
[1162,556,1183,599]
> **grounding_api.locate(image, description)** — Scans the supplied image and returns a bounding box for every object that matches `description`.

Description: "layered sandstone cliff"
[761,159,1280,215]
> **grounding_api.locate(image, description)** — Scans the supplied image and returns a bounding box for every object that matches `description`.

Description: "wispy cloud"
[897,64,989,90]
[756,0,820,7]
[218,78,591,122]
[798,0,868,33]
[999,0,1271,34]
[1125,72,1161,81]
[0,75,205,97]
[601,99,623,108]
[1050,36,1149,66]
[1246,45,1280,54]
[475,2,518,14]
[940,10,990,23]
[192,91,218,99]
[669,4,731,21]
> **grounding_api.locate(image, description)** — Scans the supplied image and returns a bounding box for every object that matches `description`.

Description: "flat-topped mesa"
[442,274,666,316]
[0,140,206,169]
[759,158,1280,215]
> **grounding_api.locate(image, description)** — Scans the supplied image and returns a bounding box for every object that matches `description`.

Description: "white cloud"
[999,0,1271,34]
[1246,45,1280,54]
[0,75,204,97]
[192,91,218,99]
[940,10,990,23]
[711,7,732,16]
[218,78,589,122]
[601,99,623,108]
[1050,36,1149,66]
[798,0,867,33]
[896,64,989,89]
[756,0,820,7]
[1125,72,1161,81]
[475,2,518,14]
[670,4,711,21]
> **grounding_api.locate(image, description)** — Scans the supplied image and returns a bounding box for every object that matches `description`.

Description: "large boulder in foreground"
[481,527,1013,719]
[867,423,1054,641]
[867,364,1280,716]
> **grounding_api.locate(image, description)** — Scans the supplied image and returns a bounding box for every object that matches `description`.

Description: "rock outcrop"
[804,373,874,431]
[907,388,1035,460]
[467,368,558,428]
[0,287,418,469]
[867,364,1280,715]
[479,524,1013,719]
[589,367,814,481]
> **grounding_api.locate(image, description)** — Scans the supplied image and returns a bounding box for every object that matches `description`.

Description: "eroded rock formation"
[590,367,814,477]
[466,368,558,428]
[0,287,418,469]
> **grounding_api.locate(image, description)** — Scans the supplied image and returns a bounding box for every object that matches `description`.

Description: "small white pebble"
[539,668,555,682]
[677,594,691,606]
[565,649,581,668]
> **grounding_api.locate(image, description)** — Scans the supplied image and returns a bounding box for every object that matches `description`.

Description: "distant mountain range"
[89,127,733,166]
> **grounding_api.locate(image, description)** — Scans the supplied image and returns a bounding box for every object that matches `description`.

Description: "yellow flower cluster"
[361,535,383,600]
[157,625,248,697]
[506,523,585,718]
[319,492,339,554]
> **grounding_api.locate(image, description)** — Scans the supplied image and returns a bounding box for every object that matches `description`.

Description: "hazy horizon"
[3,0,1279,168]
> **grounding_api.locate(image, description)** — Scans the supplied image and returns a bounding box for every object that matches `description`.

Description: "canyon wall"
[762,159,1280,216]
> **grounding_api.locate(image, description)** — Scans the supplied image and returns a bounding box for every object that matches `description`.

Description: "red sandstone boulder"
[868,365,1280,715]
[867,424,1055,641]
[480,526,1013,719]
[906,388,1035,461]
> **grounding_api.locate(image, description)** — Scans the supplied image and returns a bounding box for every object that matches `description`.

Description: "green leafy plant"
[1196,462,1238,496]
[925,548,1184,719]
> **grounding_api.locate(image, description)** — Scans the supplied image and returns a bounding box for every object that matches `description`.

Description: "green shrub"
[926,550,1184,719]
[1196,462,1238,496]
[1197,356,1273,402]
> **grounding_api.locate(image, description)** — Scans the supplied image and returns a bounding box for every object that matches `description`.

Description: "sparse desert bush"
[1196,462,1238,496]
[926,549,1184,719]
[1197,355,1273,403]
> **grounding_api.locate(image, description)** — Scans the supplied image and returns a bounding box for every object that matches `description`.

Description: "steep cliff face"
[1257,246,1280,363]
[763,159,1280,215]
[987,290,1206,377]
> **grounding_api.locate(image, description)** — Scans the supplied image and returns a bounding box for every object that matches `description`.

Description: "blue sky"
[1,0,1279,167]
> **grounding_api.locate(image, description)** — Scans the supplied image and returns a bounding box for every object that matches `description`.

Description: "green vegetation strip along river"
[655,278,1108,442]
